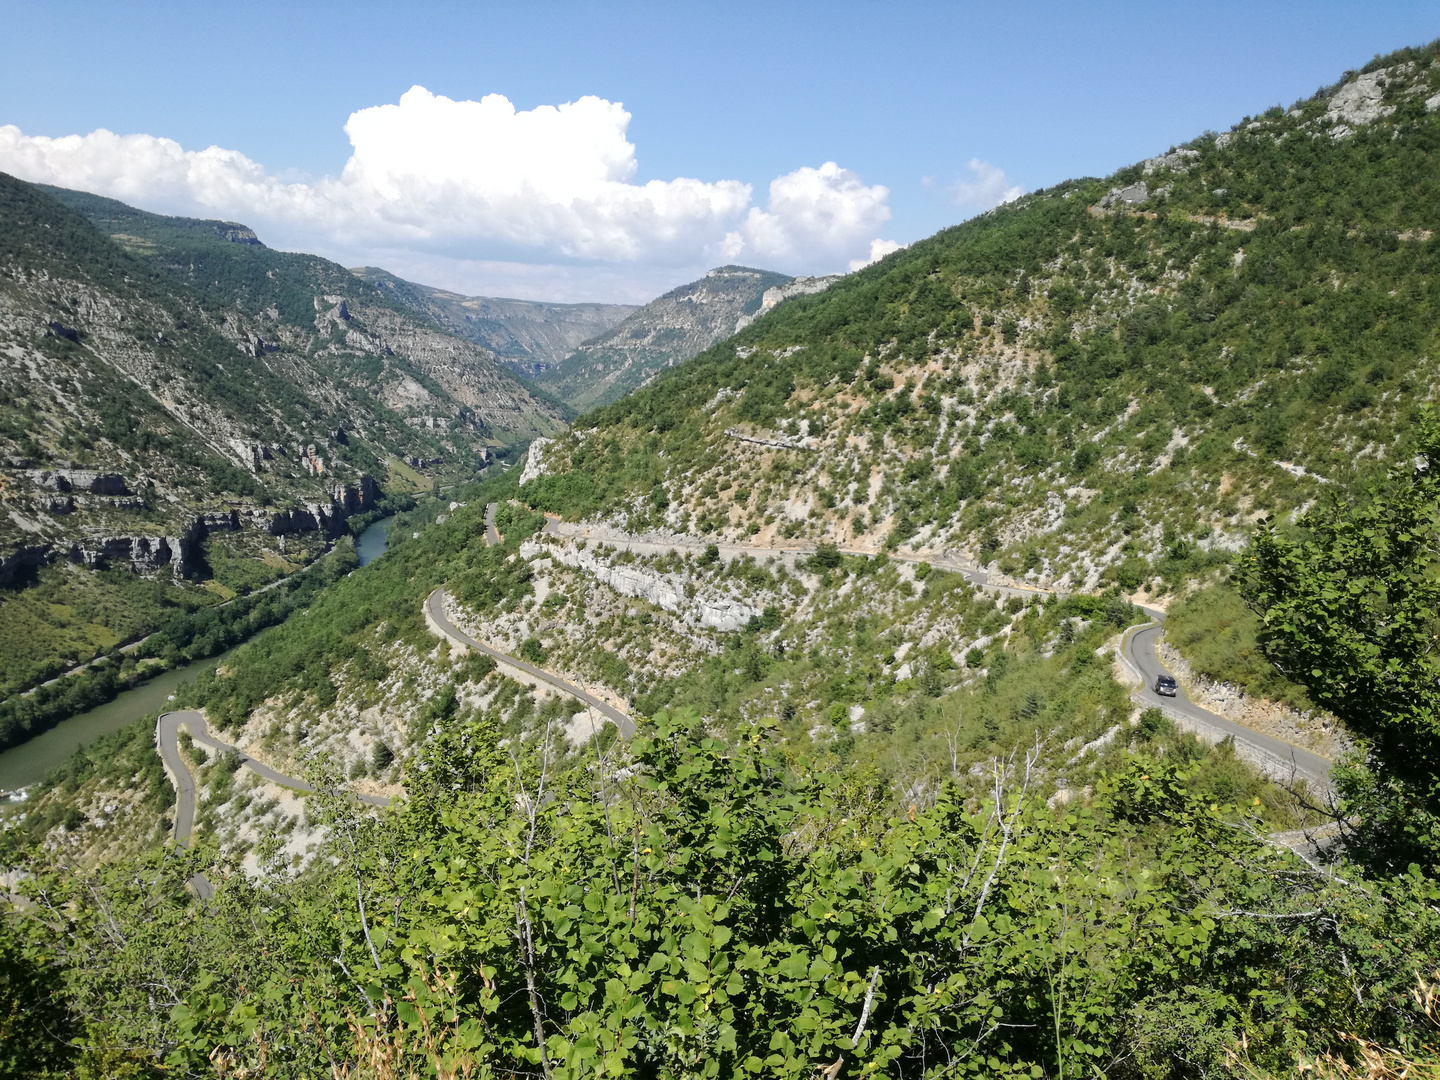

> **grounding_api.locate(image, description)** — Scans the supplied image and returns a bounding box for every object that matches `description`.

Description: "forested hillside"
[6,42,1440,1080]
[0,176,563,698]
[526,48,1440,597]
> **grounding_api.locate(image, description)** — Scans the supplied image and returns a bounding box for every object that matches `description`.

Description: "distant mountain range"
[0,177,567,690]
[349,266,636,379]
[534,265,831,412]
[358,262,845,414]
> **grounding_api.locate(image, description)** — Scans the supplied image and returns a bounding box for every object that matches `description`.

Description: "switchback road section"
[424,589,635,738]
[531,519,1332,788]
[156,709,388,847]
[1123,623,1332,792]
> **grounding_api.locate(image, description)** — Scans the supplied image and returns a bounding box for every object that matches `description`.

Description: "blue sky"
[2,1,1437,302]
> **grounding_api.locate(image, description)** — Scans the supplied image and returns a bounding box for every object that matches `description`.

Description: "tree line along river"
[0,515,395,796]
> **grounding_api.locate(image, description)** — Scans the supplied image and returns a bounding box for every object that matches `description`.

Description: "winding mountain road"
[426,589,635,738]
[155,499,1333,891]
[530,517,1332,788]
[420,503,634,736]
[1124,623,1332,790]
[156,711,388,845]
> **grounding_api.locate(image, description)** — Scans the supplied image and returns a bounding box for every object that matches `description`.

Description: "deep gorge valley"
[4,37,1440,1080]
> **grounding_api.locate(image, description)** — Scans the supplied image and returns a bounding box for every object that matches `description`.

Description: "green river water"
[0,515,395,794]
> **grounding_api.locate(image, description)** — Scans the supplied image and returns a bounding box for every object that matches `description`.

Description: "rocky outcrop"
[194,509,240,532]
[2,473,376,581]
[0,545,53,586]
[1325,68,1397,137]
[1099,182,1151,209]
[735,274,843,331]
[724,427,817,452]
[253,476,379,536]
[333,476,379,514]
[519,438,553,486]
[70,533,191,575]
[1141,149,1199,174]
[218,223,262,245]
[27,469,129,495]
[525,540,761,632]
[228,440,275,473]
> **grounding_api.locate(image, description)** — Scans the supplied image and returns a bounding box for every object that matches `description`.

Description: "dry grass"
[209,967,476,1080]
[1233,975,1440,1079]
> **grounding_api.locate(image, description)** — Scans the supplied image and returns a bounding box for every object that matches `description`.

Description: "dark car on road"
[1154,674,1178,697]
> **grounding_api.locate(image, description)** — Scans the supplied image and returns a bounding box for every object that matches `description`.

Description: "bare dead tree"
[509,719,556,1079]
[960,736,1042,954]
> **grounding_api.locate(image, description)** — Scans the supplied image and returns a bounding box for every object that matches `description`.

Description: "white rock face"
[1326,67,1398,137]
[1141,149,1199,175]
[1098,182,1149,208]
[523,540,761,632]
[518,437,552,486]
[1426,92,1440,113]
[735,275,842,331]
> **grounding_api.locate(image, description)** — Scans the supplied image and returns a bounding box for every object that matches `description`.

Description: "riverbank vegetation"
[0,539,359,755]
[8,43,1440,1078]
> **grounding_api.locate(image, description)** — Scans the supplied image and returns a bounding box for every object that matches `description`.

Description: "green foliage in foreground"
[4,714,1440,1079]
[1245,411,1440,874]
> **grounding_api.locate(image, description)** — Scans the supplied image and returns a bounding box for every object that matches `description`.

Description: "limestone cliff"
[0,174,564,649]
[535,266,795,411]
[350,267,635,378]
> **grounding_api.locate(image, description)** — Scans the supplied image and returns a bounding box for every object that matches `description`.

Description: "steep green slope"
[524,47,1440,598]
[42,185,568,442]
[536,265,796,410]
[0,175,553,694]
[11,45,1440,1080]
[350,265,635,378]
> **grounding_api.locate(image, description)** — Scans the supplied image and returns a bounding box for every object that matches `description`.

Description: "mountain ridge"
[534,264,803,410]
[0,176,564,692]
[521,46,1440,601]
[349,265,636,378]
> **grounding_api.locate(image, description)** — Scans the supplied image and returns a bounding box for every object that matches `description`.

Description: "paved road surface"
[484,501,501,546]
[540,519,1120,608]
[426,588,635,738]
[157,709,388,861]
[534,521,1325,785]
[1124,623,1332,790]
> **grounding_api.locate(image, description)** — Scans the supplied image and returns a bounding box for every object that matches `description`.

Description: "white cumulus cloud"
[950,158,1024,211]
[0,88,898,299]
[850,238,905,272]
[729,161,892,270]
